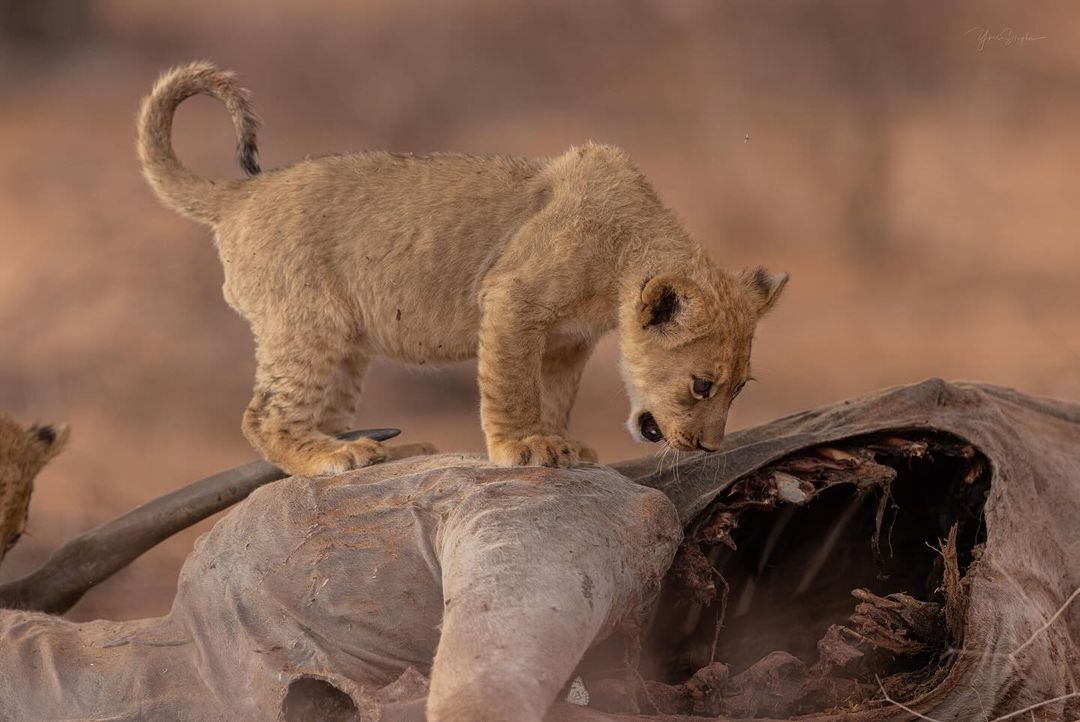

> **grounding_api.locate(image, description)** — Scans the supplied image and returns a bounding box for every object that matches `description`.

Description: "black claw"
[337,428,400,443]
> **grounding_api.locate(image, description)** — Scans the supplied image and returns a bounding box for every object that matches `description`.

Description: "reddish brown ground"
[0,0,1077,620]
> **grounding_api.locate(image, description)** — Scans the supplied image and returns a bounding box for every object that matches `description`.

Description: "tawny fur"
[0,414,68,560]
[137,61,788,475]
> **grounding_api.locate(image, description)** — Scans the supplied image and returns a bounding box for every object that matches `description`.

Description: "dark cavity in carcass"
[584,431,990,719]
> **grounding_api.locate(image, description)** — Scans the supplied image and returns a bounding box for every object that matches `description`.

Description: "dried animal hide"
[0,380,1076,722]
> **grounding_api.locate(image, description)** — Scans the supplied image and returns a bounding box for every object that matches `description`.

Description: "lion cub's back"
[214,151,552,360]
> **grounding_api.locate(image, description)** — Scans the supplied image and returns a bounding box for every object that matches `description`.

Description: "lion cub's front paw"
[573,441,599,463]
[488,435,594,468]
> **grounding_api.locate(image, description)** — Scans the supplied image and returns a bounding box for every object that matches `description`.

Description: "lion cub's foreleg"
[478,294,595,468]
[242,332,434,476]
[540,339,598,462]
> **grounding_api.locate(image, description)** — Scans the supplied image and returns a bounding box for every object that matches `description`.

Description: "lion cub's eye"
[691,377,713,399]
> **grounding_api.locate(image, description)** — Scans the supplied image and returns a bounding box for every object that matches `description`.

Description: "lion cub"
[137,62,788,475]
[0,413,68,558]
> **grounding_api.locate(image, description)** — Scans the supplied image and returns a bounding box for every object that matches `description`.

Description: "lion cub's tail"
[136,61,260,225]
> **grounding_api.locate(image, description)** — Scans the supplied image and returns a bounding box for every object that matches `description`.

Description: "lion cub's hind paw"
[384,441,438,460]
[280,437,387,476]
[489,435,594,468]
[280,438,438,476]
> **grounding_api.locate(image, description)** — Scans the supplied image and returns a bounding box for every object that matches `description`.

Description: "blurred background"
[0,0,1076,620]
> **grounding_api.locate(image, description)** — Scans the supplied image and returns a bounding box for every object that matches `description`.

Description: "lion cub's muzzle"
[638,412,664,443]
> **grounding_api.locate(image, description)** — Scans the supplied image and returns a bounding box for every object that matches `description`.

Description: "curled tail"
[136,61,261,225]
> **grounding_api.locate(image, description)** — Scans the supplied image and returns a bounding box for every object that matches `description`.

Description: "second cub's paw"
[488,435,593,468]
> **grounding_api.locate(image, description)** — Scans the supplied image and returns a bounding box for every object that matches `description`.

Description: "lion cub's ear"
[638,273,708,340]
[737,267,789,316]
[26,423,70,465]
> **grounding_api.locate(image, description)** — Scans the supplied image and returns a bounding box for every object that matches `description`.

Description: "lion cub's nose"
[697,428,725,452]
[638,412,663,442]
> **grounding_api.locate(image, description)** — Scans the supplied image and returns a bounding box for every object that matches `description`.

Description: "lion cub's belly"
[374,332,480,366]
[366,306,481,366]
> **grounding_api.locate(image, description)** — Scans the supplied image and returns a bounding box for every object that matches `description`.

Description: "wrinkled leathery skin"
[0,454,680,721]
[425,464,681,722]
[2,382,1080,720]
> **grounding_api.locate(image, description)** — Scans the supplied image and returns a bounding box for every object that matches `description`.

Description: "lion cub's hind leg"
[317,346,371,437]
[317,345,437,465]
[242,332,431,477]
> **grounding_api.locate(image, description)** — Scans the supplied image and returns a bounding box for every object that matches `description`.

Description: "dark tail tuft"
[239,137,261,176]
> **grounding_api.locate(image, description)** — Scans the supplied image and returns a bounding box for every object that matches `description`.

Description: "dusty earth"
[0,0,1078,620]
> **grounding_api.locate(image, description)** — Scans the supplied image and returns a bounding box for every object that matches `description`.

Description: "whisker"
[656,442,673,481]
[654,442,670,477]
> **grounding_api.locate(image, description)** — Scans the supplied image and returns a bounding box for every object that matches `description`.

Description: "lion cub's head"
[0,413,69,558]
[620,267,787,452]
